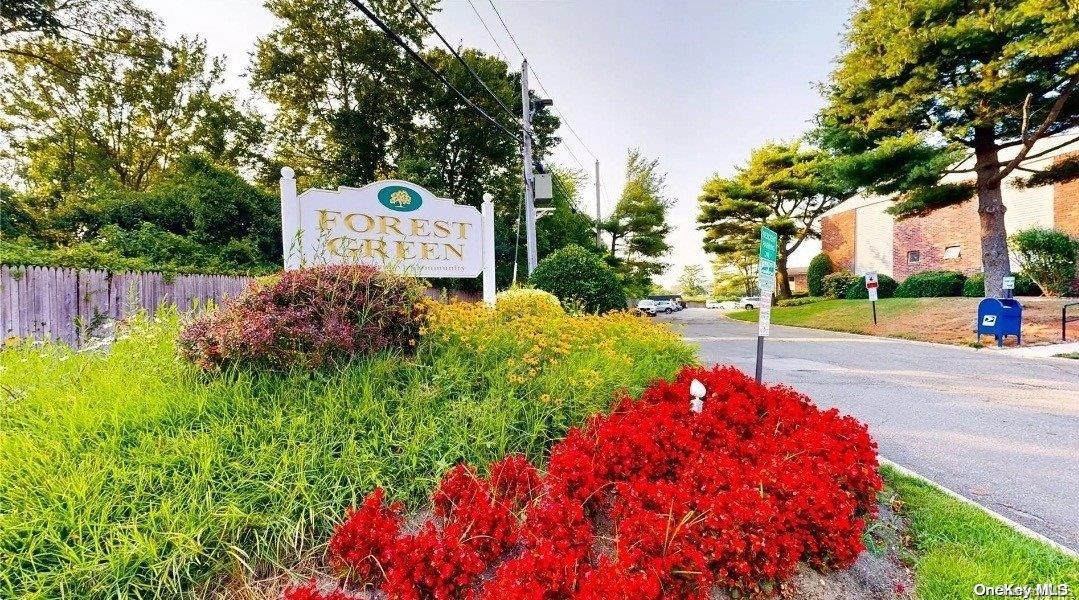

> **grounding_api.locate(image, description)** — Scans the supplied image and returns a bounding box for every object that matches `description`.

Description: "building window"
[943,245,961,260]
[907,250,921,264]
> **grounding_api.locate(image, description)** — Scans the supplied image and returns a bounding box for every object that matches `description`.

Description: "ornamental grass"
[0,298,692,599]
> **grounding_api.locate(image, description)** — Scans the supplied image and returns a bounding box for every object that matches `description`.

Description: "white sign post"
[864,271,879,324]
[1002,275,1015,299]
[280,167,497,304]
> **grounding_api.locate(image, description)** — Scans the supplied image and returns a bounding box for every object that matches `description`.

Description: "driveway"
[661,308,1079,551]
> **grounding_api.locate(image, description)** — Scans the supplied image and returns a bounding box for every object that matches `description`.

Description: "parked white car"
[705,299,724,309]
[635,299,658,316]
[654,299,679,314]
[739,296,762,310]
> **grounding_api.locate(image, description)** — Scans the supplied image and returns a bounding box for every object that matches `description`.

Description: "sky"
[143,0,854,288]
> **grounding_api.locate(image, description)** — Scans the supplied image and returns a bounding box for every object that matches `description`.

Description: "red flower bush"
[179,265,426,370]
[284,365,882,598]
[326,488,402,586]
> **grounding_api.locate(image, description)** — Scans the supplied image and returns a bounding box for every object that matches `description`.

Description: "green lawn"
[728,297,1072,346]
[0,309,693,599]
[881,466,1079,599]
[729,298,926,334]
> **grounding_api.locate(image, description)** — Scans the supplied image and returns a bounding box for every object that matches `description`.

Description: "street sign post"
[755,227,777,383]
[1002,275,1015,299]
[865,271,879,324]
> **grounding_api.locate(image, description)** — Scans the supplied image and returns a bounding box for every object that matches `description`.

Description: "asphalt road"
[661,308,1079,552]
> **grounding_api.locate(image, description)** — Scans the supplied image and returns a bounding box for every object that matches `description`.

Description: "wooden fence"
[0,265,253,347]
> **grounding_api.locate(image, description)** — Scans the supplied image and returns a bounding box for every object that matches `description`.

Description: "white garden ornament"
[689,378,706,413]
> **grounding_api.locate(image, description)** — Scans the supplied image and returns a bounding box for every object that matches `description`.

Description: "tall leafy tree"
[251,0,433,188]
[712,249,758,298]
[394,47,558,209]
[1,8,262,198]
[602,149,672,297]
[698,142,852,299]
[817,0,1079,296]
[1,1,150,47]
[676,263,707,296]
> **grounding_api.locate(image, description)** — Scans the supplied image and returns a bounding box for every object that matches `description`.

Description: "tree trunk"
[973,128,1012,298]
[775,253,792,300]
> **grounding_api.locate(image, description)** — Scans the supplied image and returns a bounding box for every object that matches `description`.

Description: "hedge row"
[812,268,1046,299]
[893,270,967,298]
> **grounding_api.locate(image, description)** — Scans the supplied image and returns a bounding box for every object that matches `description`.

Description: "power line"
[484,0,599,162]
[406,0,517,122]
[343,0,519,142]
[485,0,528,61]
[549,104,599,161]
[466,0,510,60]
[558,140,585,170]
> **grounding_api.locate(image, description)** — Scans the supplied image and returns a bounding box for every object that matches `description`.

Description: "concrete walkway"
[663,309,1079,552]
[994,341,1079,358]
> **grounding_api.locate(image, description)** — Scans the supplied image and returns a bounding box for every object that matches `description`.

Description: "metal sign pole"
[865,271,879,325]
[754,335,765,382]
[755,227,778,384]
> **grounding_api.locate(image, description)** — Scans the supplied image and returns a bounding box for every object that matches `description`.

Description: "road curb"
[709,312,1078,364]
[879,457,1078,559]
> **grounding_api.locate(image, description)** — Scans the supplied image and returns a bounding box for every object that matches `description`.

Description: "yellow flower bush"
[494,287,565,321]
[422,299,694,412]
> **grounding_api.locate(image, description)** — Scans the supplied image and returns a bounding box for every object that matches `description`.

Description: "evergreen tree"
[602,149,672,297]
[698,142,852,299]
[817,0,1079,296]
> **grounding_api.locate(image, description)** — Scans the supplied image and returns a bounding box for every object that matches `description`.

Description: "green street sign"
[759,227,778,261]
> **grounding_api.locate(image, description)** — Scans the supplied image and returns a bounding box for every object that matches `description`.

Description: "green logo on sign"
[378,185,422,212]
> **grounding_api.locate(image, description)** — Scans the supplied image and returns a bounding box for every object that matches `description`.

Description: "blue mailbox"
[976,298,1023,347]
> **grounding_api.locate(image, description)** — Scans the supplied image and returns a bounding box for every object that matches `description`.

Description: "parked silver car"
[739,296,762,310]
[635,299,658,316]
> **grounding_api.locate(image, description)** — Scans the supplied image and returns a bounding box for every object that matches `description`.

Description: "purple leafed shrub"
[179,265,427,370]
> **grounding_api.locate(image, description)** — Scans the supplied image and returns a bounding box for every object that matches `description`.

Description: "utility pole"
[520,59,538,274]
[594,159,602,247]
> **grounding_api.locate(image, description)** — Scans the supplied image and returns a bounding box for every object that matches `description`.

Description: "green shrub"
[845,274,898,299]
[529,244,627,313]
[494,287,565,320]
[0,306,693,598]
[894,270,967,297]
[822,270,860,299]
[0,237,158,272]
[807,253,834,297]
[179,265,426,371]
[962,272,1042,297]
[1009,227,1079,297]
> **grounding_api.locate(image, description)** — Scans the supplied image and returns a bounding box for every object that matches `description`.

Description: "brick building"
[820,135,1079,280]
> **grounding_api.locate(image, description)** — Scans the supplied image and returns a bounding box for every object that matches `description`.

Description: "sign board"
[280,174,483,278]
[759,227,778,262]
[1002,276,1015,290]
[868,287,879,302]
[756,226,777,339]
[865,271,879,289]
[758,227,777,293]
[758,261,776,292]
[758,295,772,336]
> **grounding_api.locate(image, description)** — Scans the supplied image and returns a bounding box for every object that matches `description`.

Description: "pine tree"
[817,0,1079,296]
